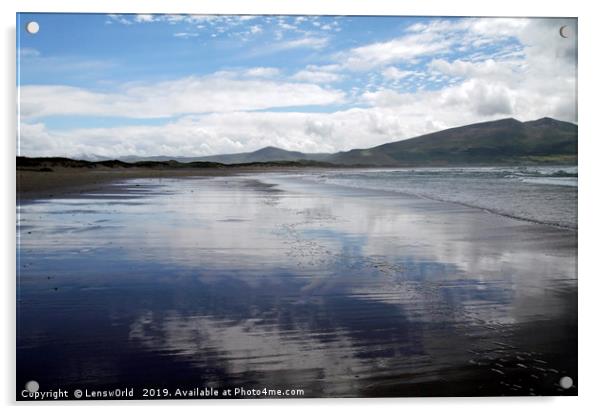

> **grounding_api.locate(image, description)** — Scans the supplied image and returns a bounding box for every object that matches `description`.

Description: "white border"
[2,1,600,413]
[5,0,582,17]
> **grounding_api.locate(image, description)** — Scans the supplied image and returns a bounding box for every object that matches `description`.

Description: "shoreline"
[16,156,578,203]
[261,171,578,232]
[17,166,578,232]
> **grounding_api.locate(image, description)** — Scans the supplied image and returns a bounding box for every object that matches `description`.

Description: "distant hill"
[121,146,331,164]
[197,146,332,164]
[53,117,578,167]
[328,117,577,166]
[16,156,224,170]
[16,156,335,171]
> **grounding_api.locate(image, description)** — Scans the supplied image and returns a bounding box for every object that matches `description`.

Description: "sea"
[300,165,577,230]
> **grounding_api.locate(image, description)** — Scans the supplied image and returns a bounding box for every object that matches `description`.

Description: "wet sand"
[17,167,238,201]
[16,173,577,399]
[17,166,343,201]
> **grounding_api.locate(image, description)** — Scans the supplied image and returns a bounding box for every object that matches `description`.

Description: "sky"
[17,13,577,158]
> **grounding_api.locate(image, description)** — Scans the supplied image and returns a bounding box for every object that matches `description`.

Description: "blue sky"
[17,13,577,158]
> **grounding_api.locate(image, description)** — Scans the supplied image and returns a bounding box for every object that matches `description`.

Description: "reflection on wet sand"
[17,174,577,397]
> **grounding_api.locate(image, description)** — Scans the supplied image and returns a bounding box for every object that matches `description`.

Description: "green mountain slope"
[328,117,577,166]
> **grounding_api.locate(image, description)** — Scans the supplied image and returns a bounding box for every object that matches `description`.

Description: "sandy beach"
[16,170,577,398]
[17,165,333,201]
[17,167,239,201]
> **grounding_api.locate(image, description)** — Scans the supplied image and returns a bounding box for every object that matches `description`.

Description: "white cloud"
[249,25,262,34]
[243,67,280,78]
[134,14,155,23]
[173,32,199,38]
[106,14,132,25]
[429,58,516,79]
[163,14,186,24]
[354,18,576,121]
[335,17,575,76]
[360,89,411,108]
[20,74,345,119]
[361,70,572,124]
[20,109,415,158]
[337,31,452,70]
[446,79,513,116]
[277,37,329,50]
[278,22,297,31]
[382,67,414,80]
[292,67,341,83]
[107,14,259,35]
[245,36,330,58]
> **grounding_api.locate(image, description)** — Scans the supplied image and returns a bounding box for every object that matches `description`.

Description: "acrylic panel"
[16,13,577,400]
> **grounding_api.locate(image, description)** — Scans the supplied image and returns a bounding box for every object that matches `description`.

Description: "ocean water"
[301,166,577,229]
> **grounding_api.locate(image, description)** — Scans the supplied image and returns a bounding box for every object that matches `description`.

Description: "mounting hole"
[26,21,39,35]
[559,376,573,389]
[25,380,39,392]
[559,25,570,39]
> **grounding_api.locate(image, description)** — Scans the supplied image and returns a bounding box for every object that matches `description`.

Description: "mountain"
[114,117,576,166]
[120,146,331,164]
[328,117,577,166]
[195,146,332,164]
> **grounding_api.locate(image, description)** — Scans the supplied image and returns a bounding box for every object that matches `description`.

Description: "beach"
[17,166,242,201]
[16,170,577,398]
